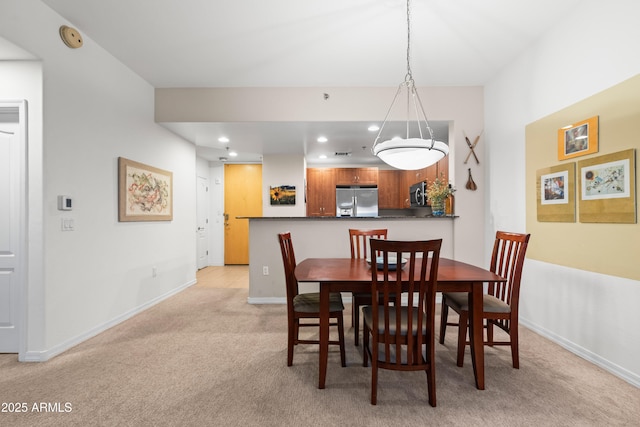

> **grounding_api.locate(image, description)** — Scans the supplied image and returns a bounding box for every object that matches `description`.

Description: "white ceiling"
[41,0,584,165]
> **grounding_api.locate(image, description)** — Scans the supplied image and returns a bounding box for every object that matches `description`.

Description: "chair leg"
[426,360,436,407]
[486,319,494,346]
[439,298,449,344]
[337,314,346,367]
[362,319,369,367]
[287,318,296,367]
[456,311,468,367]
[510,321,519,369]
[423,340,436,407]
[353,299,360,346]
[370,356,378,405]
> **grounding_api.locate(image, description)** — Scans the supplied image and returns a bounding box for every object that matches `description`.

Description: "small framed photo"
[118,157,173,222]
[270,185,296,205]
[536,163,576,222]
[557,116,598,161]
[541,170,569,205]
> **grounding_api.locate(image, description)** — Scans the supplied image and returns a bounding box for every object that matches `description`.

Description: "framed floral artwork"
[270,185,296,205]
[557,116,598,161]
[118,157,173,221]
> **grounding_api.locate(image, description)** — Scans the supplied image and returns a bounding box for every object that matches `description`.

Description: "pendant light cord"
[405,0,412,83]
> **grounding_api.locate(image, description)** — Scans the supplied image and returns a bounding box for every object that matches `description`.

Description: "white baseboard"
[21,279,196,362]
[520,318,640,389]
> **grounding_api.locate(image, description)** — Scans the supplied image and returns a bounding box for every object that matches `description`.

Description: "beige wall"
[525,75,640,281]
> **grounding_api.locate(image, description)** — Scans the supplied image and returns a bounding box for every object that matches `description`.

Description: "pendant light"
[372,0,448,170]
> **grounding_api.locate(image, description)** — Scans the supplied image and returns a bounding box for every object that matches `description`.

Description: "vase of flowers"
[426,175,454,216]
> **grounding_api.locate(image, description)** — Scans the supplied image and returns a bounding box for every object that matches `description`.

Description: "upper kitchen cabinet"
[403,158,448,189]
[306,168,336,216]
[335,167,378,185]
[378,170,406,209]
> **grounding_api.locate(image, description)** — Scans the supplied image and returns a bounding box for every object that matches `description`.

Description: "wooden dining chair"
[439,231,531,369]
[349,228,388,346]
[278,232,346,367]
[362,238,442,406]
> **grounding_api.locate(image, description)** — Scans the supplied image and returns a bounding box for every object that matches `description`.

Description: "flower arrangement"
[426,174,454,203]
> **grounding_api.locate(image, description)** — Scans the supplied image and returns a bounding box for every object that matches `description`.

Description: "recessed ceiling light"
[229,151,238,157]
[317,136,328,143]
[319,154,327,159]
[218,137,229,143]
[368,125,380,132]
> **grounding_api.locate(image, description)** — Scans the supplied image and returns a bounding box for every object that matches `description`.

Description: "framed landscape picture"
[118,157,173,222]
[558,116,598,161]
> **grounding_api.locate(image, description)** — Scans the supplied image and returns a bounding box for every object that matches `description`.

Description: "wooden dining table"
[295,257,506,390]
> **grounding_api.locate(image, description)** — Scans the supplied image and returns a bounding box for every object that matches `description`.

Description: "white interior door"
[0,101,25,353]
[196,176,209,270]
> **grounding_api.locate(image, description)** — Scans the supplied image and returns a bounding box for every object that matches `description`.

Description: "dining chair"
[278,232,346,367]
[362,238,442,406]
[349,229,389,346]
[439,231,531,369]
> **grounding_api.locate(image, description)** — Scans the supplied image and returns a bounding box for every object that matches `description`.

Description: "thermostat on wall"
[58,195,73,211]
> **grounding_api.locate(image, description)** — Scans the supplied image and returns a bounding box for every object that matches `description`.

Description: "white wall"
[262,154,306,217]
[0,0,197,360]
[485,0,640,386]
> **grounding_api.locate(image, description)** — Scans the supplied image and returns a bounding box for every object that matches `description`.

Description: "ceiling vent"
[334,151,352,157]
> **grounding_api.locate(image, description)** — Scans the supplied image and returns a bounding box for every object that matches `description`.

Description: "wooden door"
[224,164,262,264]
[196,176,209,269]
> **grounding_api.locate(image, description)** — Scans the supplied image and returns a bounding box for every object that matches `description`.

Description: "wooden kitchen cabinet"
[402,161,447,190]
[378,170,406,209]
[306,168,336,216]
[335,167,378,185]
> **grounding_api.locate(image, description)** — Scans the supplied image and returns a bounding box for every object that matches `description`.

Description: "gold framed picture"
[536,163,576,222]
[118,157,173,222]
[557,116,598,161]
[578,149,636,223]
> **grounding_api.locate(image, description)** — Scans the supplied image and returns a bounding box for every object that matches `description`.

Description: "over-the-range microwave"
[409,181,426,207]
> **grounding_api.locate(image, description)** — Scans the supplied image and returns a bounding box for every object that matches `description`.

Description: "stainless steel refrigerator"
[336,186,378,217]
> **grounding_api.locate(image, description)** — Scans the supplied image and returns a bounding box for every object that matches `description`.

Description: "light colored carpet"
[0,286,638,426]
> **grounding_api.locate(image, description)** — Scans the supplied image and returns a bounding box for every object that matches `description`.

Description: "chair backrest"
[278,232,298,305]
[349,228,388,260]
[369,238,442,367]
[488,231,531,311]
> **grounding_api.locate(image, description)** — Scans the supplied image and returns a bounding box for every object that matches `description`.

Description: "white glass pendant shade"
[371,0,449,170]
[373,137,448,170]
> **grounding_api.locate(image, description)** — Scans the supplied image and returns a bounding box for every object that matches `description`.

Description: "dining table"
[295,257,506,390]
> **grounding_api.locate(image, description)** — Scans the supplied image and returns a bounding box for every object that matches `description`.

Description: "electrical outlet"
[262,266,269,276]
